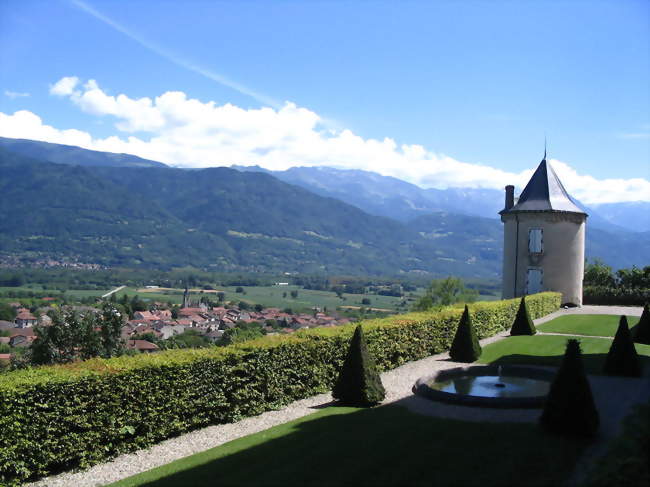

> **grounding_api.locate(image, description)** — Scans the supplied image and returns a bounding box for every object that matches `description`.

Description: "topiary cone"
[332,325,385,407]
[510,296,537,336]
[450,305,482,362]
[603,316,642,377]
[632,303,650,345]
[540,339,599,437]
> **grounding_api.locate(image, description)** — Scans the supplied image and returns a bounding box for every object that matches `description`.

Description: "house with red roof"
[15,310,38,328]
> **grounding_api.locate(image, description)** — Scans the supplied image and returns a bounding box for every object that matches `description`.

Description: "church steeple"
[182,283,189,308]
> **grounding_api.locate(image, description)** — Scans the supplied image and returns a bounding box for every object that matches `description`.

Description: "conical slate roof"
[501,158,586,215]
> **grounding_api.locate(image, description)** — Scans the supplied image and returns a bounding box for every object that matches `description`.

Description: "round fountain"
[413,365,554,408]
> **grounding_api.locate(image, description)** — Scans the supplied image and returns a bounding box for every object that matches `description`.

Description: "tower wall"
[501,212,586,305]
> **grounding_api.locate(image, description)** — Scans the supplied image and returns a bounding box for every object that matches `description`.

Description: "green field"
[110,285,418,313]
[0,284,420,313]
[479,335,650,374]
[110,405,586,487]
[537,314,641,337]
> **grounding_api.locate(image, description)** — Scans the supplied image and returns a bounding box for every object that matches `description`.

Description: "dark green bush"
[603,316,642,377]
[510,297,536,336]
[539,339,599,437]
[332,325,385,406]
[0,292,560,485]
[449,305,481,362]
[632,303,650,345]
[583,286,650,306]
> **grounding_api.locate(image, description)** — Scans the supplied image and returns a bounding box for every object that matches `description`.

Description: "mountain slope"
[590,201,650,233]
[0,140,645,274]
[234,165,506,220]
[0,149,499,276]
[233,165,630,233]
[0,137,167,168]
[407,212,650,271]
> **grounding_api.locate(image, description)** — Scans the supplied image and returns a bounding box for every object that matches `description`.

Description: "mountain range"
[0,137,647,276]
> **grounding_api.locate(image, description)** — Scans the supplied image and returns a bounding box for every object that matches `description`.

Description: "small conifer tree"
[603,316,642,377]
[510,296,537,336]
[632,303,650,345]
[332,325,385,407]
[449,305,482,362]
[540,339,599,437]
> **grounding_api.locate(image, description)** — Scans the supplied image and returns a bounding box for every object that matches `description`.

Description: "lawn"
[110,405,587,487]
[537,314,640,337]
[478,335,650,373]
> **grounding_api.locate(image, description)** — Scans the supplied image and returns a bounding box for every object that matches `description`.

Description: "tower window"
[528,228,543,254]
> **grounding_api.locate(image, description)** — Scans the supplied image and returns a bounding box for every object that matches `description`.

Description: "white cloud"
[4,90,30,99]
[617,132,650,140]
[2,76,649,205]
[49,76,79,96]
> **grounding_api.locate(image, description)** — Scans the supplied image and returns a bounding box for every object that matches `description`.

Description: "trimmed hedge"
[449,305,482,362]
[510,297,536,336]
[584,286,650,306]
[0,292,560,485]
[332,325,385,406]
[539,339,599,437]
[603,316,642,377]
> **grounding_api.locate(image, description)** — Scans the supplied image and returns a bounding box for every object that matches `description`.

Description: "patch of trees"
[28,305,125,366]
[219,321,266,346]
[413,277,478,311]
[0,303,17,321]
[583,260,650,306]
[0,272,24,287]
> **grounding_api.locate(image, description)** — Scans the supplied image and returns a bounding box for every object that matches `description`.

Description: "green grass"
[537,314,640,337]
[110,405,587,487]
[129,285,418,314]
[220,285,414,313]
[478,335,650,374]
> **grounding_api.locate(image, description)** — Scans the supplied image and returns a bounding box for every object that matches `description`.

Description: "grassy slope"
[110,405,587,487]
[478,335,650,373]
[537,314,640,337]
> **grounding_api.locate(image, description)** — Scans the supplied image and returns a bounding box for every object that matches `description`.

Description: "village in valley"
[0,285,353,364]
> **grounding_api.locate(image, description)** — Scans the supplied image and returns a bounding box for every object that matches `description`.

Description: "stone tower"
[500,156,587,306]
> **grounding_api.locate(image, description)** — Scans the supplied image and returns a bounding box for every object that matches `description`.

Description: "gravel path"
[27,305,646,487]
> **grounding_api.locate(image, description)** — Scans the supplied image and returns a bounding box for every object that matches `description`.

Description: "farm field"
[122,285,419,313]
[0,284,422,314]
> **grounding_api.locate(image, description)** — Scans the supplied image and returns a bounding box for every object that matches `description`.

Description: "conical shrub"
[540,339,599,437]
[450,305,482,362]
[510,296,537,336]
[632,304,650,345]
[603,316,642,377]
[332,325,385,407]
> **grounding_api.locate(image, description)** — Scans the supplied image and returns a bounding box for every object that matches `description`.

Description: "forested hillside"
[1,141,647,275]
[0,149,499,276]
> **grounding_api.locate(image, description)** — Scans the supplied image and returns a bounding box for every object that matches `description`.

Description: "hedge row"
[583,286,650,306]
[0,292,560,485]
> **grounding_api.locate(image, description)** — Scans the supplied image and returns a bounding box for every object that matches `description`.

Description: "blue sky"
[0,0,648,203]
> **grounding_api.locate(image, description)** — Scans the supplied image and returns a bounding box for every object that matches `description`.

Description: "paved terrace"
[29,305,647,487]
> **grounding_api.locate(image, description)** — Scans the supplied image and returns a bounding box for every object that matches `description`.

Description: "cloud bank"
[1,77,648,205]
[4,90,30,99]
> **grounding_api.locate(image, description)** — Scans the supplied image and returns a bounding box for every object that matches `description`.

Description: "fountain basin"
[413,365,554,409]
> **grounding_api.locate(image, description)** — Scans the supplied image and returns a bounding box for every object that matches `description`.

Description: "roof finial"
[544,135,547,161]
